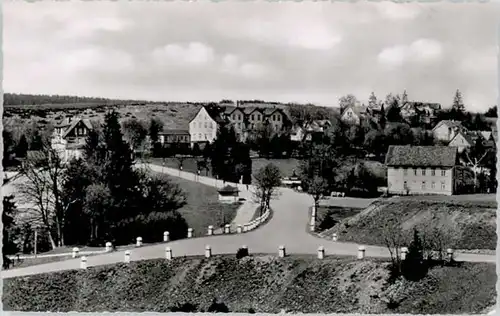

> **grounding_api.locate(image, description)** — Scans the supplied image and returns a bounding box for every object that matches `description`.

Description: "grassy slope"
[170,177,240,236]
[3,255,495,314]
[325,195,497,250]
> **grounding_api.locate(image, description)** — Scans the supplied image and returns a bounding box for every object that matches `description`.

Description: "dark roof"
[385,145,457,167]
[159,129,189,135]
[218,185,239,193]
[62,118,93,138]
[341,105,367,118]
[405,101,442,110]
[26,150,46,161]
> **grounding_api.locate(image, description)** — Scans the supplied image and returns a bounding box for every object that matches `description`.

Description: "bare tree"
[381,219,408,275]
[16,140,77,249]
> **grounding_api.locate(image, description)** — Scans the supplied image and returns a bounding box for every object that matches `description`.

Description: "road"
[2,163,496,279]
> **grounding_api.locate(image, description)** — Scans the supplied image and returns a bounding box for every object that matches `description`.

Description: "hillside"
[323,195,497,250]
[3,255,495,314]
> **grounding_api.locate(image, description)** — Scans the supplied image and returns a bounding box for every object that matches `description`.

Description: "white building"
[432,120,467,143]
[188,106,223,146]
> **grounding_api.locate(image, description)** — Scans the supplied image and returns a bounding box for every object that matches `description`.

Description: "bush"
[236,247,249,259]
[401,229,428,281]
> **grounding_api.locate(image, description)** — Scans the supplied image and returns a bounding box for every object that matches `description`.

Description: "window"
[422,181,426,190]
[403,181,408,189]
[441,170,446,176]
[414,168,417,176]
[231,114,235,120]
[272,115,276,121]
[257,114,261,121]
[237,122,241,128]
[441,181,445,190]
[238,115,242,120]
[204,122,207,128]
[431,181,435,189]
[277,115,281,121]
[198,133,202,139]
[422,169,426,176]
[431,169,435,176]
[348,111,352,117]
[209,122,213,128]
[403,168,408,176]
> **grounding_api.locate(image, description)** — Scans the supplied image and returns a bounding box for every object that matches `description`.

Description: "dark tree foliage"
[15,135,29,158]
[207,299,230,313]
[484,105,497,117]
[169,302,198,312]
[402,229,428,281]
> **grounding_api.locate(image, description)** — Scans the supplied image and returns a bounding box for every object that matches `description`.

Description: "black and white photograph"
[1,1,498,314]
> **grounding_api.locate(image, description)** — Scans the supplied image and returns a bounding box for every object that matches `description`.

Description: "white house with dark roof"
[340,105,367,125]
[385,145,459,196]
[188,106,225,146]
[51,116,94,163]
[432,120,467,143]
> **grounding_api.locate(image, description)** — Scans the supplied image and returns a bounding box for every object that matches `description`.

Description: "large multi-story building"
[188,106,225,146]
[385,145,459,196]
[221,104,289,142]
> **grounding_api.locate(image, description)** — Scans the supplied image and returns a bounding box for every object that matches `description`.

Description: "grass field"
[324,194,497,250]
[4,255,495,314]
[169,176,241,237]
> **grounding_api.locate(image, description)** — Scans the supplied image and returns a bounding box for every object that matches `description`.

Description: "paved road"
[2,164,496,279]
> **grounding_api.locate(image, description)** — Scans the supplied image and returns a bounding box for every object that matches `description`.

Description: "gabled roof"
[385,145,457,167]
[341,105,367,118]
[432,120,464,131]
[189,105,226,124]
[62,118,93,138]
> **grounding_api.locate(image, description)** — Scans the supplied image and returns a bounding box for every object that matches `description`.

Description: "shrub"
[402,229,428,281]
[248,308,256,313]
[236,247,249,259]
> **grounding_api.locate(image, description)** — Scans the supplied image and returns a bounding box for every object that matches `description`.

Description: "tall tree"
[122,118,148,155]
[15,135,29,158]
[339,94,358,112]
[253,163,282,215]
[452,89,465,113]
[368,92,378,108]
[379,104,387,129]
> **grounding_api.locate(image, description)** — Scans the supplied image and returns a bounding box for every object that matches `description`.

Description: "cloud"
[376,2,422,20]
[378,39,443,67]
[221,54,270,79]
[151,42,215,67]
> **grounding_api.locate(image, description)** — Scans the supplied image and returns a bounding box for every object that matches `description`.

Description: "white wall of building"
[387,166,454,196]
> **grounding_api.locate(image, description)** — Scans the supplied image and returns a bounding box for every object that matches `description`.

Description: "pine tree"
[452,89,465,113]
[379,104,387,129]
[401,90,409,105]
[15,135,29,158]
[368,92,378,108]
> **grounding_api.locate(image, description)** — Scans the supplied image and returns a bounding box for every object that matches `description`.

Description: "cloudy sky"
[4,1,499,111]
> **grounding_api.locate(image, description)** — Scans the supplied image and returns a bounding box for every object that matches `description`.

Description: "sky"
[3,1,499,112]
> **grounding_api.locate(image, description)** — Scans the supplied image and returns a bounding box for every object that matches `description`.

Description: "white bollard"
[224,224,231,234]
[72,247,79,258]
[311,205,316,217]
[447,248,454,261]
[136,237,143,247]
[187,228,193,238]
[80,256,87,269]
[105,242,112,252]
[124,250,131,263]
[310,223,315,232]
[163,231,170,242]
[205,245,212,258]
[278,245,286,258]
[165,247,172,260]
[332,233,338,242]
[317,246,325,259]
[207,225,214,236]
[401,247,408,260]
[357,246,366,260]
[237,225,243,234]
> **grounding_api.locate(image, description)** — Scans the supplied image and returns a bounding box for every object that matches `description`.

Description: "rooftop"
[385,145,458,167]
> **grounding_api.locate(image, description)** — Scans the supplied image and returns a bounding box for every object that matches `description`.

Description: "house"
[432,120,467,143]
[158,129,191,145]
[385,145,459,196]
[222,104,289,142]
[340,105,367,125]
[188,106,225,146]
[303,119,331,141]
[448,130,487,153]
[217,185,240,203]
[50,117,94,163]
[290,125,305,142]
[400,102,441,125]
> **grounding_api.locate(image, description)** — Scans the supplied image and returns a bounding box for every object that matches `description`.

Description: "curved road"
[2,163,495,279]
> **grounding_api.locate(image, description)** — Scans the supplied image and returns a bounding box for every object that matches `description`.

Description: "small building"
[159,129,191,145]
[432,120,467,143]
[385,145,459,196]
[217,185,240,204]
[340,105,367,126]
[50,117,95,163]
